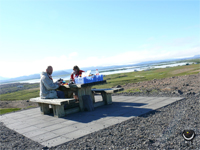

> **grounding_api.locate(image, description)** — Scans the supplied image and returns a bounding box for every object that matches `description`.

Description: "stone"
[42,146,49,150]
[149,139,155,143]
[178,90,183,95]
[115,85,122,88]
[146,89,152,93]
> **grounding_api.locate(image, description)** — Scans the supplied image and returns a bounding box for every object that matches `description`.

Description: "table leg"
[39,103,50,115]
[92,92,95,103]
[77,88,85,111]
[85,86,95,103]
[52,105,65,118]
[102,93,112,105]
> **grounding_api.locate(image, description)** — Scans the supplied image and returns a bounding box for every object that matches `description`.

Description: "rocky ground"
[114,73,200,97]
[50,94,200,150]
[0,73,199,150]
[0,100,38,109]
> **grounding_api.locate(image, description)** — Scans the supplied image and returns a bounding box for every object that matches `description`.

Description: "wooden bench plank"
[91,88,124,105]
[30,97,76,118]
[91,88,124,94]
[30,97,75,105]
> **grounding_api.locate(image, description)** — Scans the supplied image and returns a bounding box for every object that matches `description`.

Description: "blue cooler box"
[96,74,103,81]
[74,77,87,84]
[85,76,96,83]
[75,75,103,84]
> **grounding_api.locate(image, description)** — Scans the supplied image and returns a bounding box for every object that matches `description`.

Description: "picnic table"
[58,80,107,112]
[30,80,124,118]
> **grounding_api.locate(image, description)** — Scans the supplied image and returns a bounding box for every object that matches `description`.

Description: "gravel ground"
[0,74,199,150]
[49,94,200,150]
[0,94,199,150]
[0,122,44,150]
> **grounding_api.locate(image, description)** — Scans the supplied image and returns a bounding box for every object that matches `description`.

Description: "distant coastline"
[0,61,194,85]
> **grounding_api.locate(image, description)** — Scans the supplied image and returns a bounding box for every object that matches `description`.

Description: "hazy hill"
[0,70,70,83]
[0,76,10,80]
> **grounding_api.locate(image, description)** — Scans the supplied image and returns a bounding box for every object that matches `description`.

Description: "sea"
[1,61,193,84]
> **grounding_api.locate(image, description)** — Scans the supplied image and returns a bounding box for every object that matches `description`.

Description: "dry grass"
[170,68,195,74]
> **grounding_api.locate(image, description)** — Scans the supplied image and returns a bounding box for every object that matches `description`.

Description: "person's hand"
[58,81,62,86]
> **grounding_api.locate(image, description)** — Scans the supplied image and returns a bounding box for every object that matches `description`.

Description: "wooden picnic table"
[58,80,107,111]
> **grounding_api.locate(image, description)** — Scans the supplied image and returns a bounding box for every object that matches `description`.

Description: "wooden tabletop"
[91,88,124,93]
[60,80,107,89]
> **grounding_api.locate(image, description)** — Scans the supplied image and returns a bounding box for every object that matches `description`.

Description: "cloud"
[1,44,200,78]
[0,53,78,78]
[69,52,78,57]
[167,37,195,47]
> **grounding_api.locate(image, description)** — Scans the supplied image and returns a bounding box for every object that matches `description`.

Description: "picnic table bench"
[30,98,78,118]
[91,88,124,105]
[58,80,107,111]
[30,81,124,118]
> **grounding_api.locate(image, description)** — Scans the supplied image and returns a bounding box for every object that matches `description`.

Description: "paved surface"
[0,96,183,147]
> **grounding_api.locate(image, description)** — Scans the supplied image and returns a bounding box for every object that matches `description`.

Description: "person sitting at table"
[70,65,85,80]
[40,66,65,99]
[70,65,85,101]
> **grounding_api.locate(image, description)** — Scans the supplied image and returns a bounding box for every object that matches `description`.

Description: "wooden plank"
[52,105,65,118]
[92,88,124,94]
[30,97,75,105]
[94,101,105,108]
[85,86,95,103]
[62,84,81,89]
[77,88,85,111]
[39,103,50,115]
[62,80,107,89]
[65,107,80,115]
[102,93,112,105]
[92,92,95,103]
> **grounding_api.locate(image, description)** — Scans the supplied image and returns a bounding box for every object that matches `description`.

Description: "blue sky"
[0,0,199,78]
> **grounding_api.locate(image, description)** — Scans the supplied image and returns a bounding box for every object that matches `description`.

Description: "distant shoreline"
[0,61,193,85]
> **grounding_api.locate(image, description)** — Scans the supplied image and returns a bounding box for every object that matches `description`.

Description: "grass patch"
[93,64,199,89]
[123,88,142,93]
[151,89,159,93]
[0,83,39,95]
[0,108,21,115]
[0,89,39,101]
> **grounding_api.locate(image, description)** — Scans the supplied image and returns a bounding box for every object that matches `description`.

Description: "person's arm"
[71,74,74,80]
[42,76,60,90]
[71,71,75,80]
[79,70,85,75]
